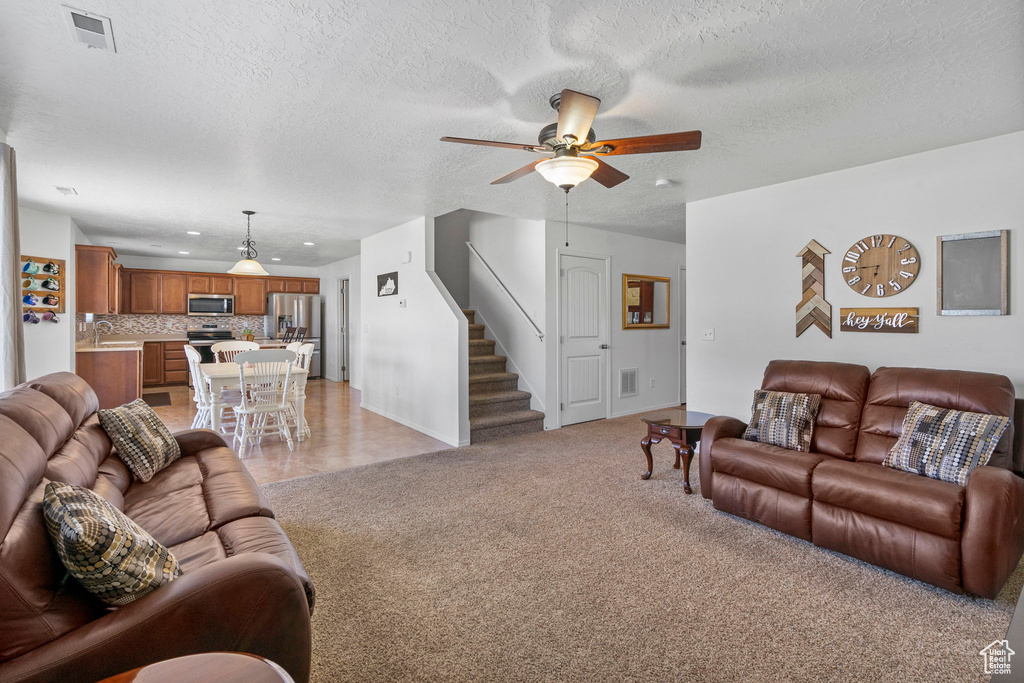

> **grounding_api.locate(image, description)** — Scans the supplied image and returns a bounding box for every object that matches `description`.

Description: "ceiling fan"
[441,89,702,192]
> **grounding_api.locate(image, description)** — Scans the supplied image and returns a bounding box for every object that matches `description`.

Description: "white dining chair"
[185,345,238,432]
[232,349,296,457]
[284,342,315,439]
[212,340,259,363]
[285,341,302,355]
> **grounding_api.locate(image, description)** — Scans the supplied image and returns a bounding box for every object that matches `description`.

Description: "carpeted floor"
[261,415,1023,682]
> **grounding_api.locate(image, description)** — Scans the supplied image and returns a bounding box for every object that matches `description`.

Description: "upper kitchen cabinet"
[267,278,286,293]
[128,271,161,314]
[160,273,188,314]
[234,277,268,315]
[284,279,303,293]
[302,279,320,294]
[76,245,119,314]
[188,274,234,294]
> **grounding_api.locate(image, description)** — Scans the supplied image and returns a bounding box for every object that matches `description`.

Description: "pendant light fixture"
[227,210,269,276]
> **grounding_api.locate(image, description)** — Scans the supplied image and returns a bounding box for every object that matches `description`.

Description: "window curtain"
[0,143,25,390]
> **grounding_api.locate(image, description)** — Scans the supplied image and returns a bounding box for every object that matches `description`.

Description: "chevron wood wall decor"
[796,240,832,338]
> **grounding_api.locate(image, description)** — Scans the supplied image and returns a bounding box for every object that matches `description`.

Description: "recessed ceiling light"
[55,186,77,195]
[303,242,315,246]
[186,231,201,235]
[271,257,281,261]
[178,251,190,255]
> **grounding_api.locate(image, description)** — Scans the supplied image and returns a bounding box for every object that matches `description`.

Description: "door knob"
[681,341,687,346]
[600,344,609,349]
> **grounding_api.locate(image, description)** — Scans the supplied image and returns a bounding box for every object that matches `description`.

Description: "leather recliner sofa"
[699,359,1023,598]
[0,373,315,683]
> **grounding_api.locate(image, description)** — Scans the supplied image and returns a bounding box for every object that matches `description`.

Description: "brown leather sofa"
[699,359,1023,598]
[0,373,315,683]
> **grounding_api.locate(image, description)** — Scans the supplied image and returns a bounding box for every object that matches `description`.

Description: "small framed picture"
[377,272,398,297]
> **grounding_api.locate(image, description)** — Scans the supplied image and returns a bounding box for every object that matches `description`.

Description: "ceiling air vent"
[62,6,116,52]
[619,368,639,398]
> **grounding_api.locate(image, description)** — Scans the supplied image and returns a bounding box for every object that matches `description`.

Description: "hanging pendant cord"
[564,188,570,247]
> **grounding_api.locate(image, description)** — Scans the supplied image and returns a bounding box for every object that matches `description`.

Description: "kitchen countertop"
[76,340,144,353]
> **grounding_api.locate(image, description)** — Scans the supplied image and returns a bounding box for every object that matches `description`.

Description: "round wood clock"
[842,234,920,297]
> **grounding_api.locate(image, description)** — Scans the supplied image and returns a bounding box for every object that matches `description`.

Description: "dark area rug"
[261,415,1021,682]
[141,392,172,407]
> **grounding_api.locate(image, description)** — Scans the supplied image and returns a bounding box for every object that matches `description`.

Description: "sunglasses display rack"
[20,255,66,324]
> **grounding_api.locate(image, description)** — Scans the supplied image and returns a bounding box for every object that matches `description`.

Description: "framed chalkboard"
[936,230,1008,315]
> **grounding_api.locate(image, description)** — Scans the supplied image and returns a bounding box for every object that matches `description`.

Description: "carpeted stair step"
[469,372,520,395]
[469,354,507,376]
[470,409,545,443]
[468,323,486,340]
[462,309,476,324]
[468,339,496,357]
[469,390,532,418]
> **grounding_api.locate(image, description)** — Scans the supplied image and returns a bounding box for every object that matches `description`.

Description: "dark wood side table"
[97,652,293,683]
[640,409,715,494]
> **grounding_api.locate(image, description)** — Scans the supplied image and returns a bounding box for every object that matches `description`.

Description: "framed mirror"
[937,229,1008,315]
[622,274,670,329]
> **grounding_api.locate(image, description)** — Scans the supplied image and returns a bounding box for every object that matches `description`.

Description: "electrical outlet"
[649,378,656,388]
[702,328,715,341]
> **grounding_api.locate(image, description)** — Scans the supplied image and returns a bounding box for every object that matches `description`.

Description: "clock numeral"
[897,243,912,254]
[888,279,902,292]
[899,270,914,279]
[847,276,861,285]
[845,251,861,263]
[887,236,897,248]
[876,284,885,296]
[900,257,917,265]
[855,240,869,253]
[870,234,883,247]
[861,283,871,295]
[842,266,857,273]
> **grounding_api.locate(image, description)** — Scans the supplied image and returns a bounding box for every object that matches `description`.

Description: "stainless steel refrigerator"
[264,294,324,378]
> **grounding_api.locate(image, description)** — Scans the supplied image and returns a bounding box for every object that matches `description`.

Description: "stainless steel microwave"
[187,294,234,317]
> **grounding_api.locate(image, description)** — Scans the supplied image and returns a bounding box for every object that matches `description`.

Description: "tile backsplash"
[76,314,266,340]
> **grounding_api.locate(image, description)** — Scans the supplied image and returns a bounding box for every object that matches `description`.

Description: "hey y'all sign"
[840,307,919,333]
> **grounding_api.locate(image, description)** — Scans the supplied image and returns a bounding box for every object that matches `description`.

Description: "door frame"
[337,277,350,382]
[678,266,686,405]
[556,248,612,429]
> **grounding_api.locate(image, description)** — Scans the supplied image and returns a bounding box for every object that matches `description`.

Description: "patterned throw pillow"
[742,390,822,453]
[97,398,180,482]
[42,482,181,606]
[883,401,1010,486]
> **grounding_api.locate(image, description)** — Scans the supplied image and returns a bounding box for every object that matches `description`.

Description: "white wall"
[360,217,467,446]
[465,211,548,413]
[544,222,687,425]
[19,207,79,378]
[433,210,471,308]
[117,254,319,278]
[688,131,1024,420]
[316,254,361,389]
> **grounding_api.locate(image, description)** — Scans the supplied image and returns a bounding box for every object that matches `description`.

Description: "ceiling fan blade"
[589,157,629,188]
[555,89,601,147]
[587,131,702,155]
[441,136,549,153]
[491,160,542,185]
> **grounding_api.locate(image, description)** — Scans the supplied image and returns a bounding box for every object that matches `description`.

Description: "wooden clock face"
[842,234,920,298]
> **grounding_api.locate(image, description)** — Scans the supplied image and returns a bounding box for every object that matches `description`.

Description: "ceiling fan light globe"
[536,156,599,190]
[228,258,270,276]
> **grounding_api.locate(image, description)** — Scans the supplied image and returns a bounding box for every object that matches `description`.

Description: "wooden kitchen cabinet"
[284,279,303,293]
[188,274,233,294]
[161,273,188,314]
[76,350,142,409]
[234,277,268,315]
[302,279,320,294]
[76,245,119,314]
[162,342,188,385]
[211,276,234,294]
[267,278,286,293]
[130,272,161,314]
[142,342,163,386]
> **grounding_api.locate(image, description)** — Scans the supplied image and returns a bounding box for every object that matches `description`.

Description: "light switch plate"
[702,328,715,341]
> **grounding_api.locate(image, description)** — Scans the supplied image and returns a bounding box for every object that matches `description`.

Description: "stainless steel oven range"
[186,323,234,363]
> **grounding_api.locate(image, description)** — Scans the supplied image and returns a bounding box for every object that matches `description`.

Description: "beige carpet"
[262,415,1023,682]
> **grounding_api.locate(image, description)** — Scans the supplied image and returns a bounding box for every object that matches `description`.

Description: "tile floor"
[149,379,451,485]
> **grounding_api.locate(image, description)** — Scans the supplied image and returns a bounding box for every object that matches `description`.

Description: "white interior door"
[560,254,608,425]
[679,267,686,404]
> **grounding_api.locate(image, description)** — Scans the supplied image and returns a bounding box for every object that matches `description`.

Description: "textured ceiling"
[1,1,1021,265]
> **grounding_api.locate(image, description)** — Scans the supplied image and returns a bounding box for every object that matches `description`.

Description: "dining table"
[199,362,310,440]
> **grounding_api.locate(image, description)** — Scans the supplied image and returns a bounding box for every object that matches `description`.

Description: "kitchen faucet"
[94,320,113,345]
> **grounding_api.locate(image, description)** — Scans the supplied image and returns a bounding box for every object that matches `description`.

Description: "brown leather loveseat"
[699,359,1023,598]
[0,373,315,682]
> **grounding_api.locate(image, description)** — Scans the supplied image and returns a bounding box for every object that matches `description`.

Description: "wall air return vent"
[62,6,116,52]
[619,368,639,398]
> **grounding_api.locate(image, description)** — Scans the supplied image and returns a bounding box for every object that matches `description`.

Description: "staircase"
[465,309,545,443]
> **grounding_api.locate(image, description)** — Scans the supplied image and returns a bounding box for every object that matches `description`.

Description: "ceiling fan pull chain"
[564,189,570,247]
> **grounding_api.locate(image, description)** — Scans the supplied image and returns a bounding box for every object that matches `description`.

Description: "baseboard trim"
[609,400,681,420]
[360,402,460,447]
